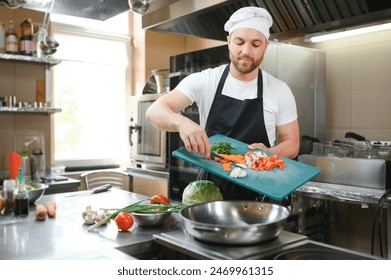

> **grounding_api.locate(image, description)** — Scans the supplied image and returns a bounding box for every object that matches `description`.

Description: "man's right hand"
[178,120,210,156]
[146,89,210,156]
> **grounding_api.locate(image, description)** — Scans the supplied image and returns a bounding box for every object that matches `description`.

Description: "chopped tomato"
[114,212,134,231]
[150,194,170,205]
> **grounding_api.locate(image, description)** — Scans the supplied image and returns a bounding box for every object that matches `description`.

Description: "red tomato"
[114,212,134,231]
[150,194,170,205]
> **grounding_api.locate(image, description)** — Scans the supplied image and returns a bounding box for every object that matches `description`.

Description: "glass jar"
[2,179,16,215]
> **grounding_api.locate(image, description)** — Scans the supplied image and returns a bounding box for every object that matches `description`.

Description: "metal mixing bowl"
[27,183,48,204]
[131,212,172,227]
[1,183,48,205]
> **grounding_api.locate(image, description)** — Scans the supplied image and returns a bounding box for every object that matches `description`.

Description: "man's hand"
[179,120,210,155]
[248,120,300,159]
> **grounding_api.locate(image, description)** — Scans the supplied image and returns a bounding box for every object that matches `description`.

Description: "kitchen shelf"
[0,107,61,114]
[0,53,61,66]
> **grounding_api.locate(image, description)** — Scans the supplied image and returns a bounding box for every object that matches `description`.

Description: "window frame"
[49,14,132,168]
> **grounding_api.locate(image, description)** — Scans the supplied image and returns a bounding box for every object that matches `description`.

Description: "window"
[50,13,131,168]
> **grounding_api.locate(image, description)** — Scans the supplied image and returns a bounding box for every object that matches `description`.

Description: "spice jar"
[3,179,16,215]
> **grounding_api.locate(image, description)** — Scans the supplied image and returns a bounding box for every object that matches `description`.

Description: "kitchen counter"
[44,177,81,194]
[1,186,384,260]
[297,181,391,207]
[296,181,391,259]
[0,189,181,260]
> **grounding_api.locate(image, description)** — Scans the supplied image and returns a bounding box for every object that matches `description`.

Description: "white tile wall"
[308,29,391,141]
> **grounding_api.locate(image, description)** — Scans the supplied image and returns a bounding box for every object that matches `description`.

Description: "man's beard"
[230,53,263,74]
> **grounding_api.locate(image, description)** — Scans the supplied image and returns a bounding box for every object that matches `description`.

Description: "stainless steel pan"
[179,201,290,245]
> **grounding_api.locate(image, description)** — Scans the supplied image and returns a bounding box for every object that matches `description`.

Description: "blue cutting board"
[172,134,320,200]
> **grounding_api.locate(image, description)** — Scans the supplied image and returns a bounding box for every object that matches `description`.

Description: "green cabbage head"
[182,180,223,206]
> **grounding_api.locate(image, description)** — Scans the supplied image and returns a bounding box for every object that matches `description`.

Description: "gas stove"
[152,230,379,260]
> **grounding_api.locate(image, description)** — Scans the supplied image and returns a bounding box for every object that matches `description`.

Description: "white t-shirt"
[175,64,297,146]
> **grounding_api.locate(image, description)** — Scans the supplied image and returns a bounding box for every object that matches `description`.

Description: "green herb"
[87,199,185,231]
[210,141,235,155]
[25,183,40,191]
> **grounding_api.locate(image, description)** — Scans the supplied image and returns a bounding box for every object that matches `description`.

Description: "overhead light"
[305,22,391,43]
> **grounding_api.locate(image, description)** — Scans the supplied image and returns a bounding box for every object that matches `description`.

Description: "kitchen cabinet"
[0,53,61,114]
[127,166,169,197]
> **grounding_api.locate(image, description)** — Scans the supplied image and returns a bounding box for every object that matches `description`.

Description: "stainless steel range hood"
[142,0,391,41]
[18,0,391,41]
[22,0,131,21]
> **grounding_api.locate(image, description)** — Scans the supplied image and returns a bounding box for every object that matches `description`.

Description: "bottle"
[2,179,16,215]
[20,18,34,56]
[0,22,5,53]
[5,20,18,54]
[14,168,29,217]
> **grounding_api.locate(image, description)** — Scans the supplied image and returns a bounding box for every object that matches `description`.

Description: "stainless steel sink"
[115,240,197,260]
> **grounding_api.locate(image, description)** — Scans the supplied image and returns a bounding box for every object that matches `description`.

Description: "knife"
[63,184,112,198]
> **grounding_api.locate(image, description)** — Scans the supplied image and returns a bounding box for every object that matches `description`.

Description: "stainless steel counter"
[1,184,386,260]
[44,177,81,194]
[296,181,391,259]
[127,166,169,180]
[0,189,181,260]
[297,181,391,207]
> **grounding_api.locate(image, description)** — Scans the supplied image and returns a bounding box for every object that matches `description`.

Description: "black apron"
[197,64,271,200]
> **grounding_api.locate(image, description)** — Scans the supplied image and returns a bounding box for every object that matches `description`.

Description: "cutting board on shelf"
[172,134,320,200]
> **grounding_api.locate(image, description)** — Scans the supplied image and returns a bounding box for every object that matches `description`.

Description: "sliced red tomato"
[114,212,134,231]
[150,194,170,205]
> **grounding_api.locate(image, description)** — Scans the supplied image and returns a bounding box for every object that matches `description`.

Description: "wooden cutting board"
[172,134,320,200]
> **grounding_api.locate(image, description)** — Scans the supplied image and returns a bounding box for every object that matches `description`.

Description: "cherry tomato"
[114,212,134,231]
[150,194,170,205]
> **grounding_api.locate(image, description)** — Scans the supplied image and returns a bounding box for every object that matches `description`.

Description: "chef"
[146,6,300,200]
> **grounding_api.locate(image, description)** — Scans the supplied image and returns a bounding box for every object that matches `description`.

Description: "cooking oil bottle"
[14,168,29,217]
[5,20,18,54]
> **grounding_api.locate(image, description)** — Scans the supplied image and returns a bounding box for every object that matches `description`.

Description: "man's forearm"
[269,139,299,159]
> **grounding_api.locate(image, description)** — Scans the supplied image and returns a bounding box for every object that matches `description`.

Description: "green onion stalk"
[87,199,185,231]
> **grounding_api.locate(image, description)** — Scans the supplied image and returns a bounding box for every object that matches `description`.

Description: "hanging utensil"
[39,0,59,56]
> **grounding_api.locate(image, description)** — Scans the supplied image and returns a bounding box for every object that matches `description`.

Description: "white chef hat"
[224,7,273,39]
